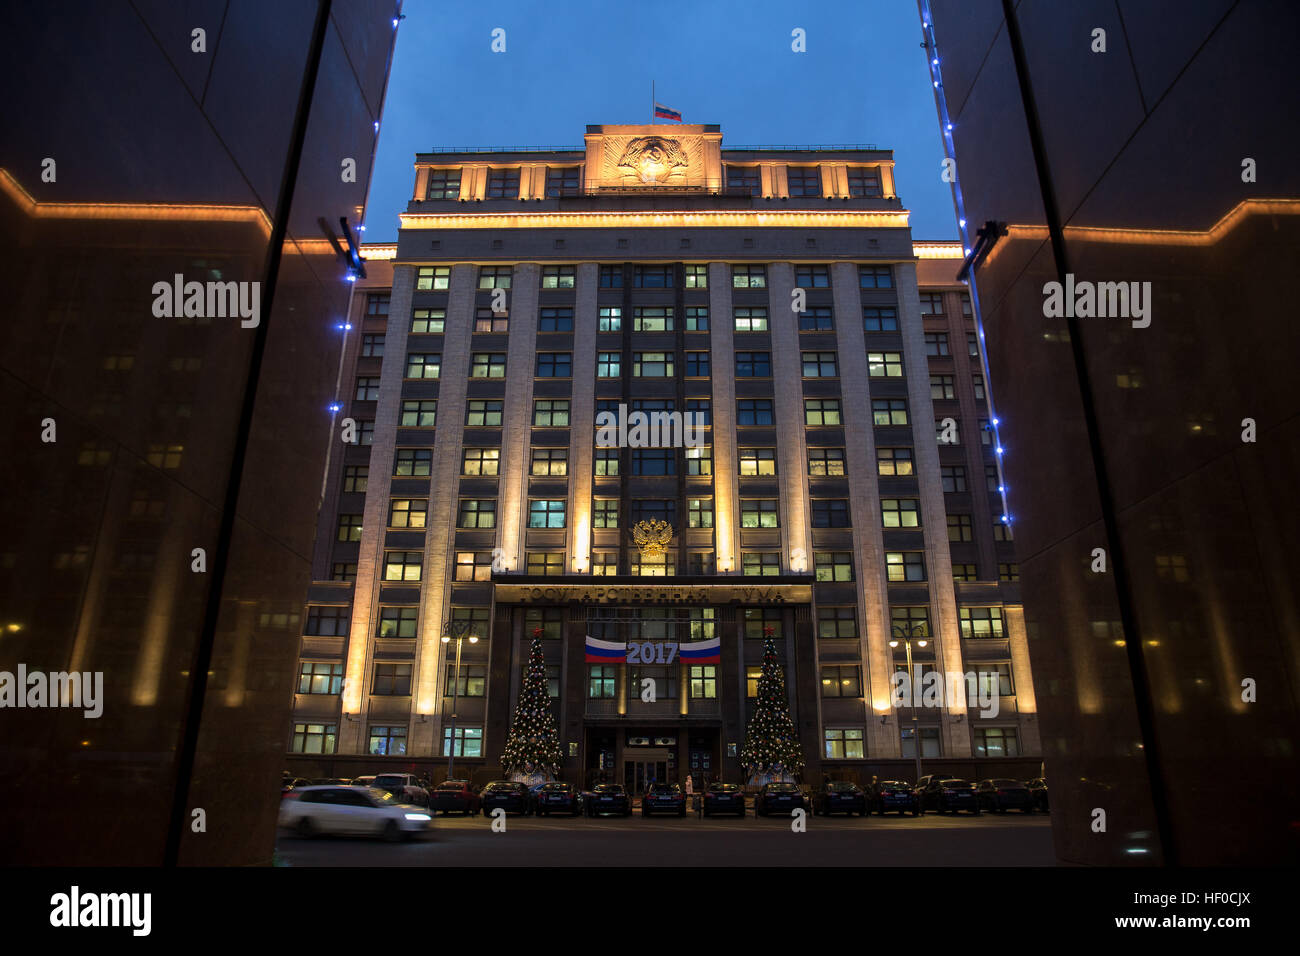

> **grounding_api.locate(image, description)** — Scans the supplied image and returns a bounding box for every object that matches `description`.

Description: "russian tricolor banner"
[585,637,626,663]
[679,637,721,664]
[653,102,682,122]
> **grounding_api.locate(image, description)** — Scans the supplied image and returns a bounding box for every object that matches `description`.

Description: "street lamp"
[441,620,479,779]
[889,624,929,789]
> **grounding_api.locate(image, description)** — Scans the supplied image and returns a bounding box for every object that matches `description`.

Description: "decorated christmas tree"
[500,629,564,779]
[739,627,805,780]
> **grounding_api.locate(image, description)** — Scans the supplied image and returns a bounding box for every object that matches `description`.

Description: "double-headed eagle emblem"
[632,519,674,556]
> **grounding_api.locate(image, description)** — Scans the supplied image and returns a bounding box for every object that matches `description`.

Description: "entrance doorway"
[623,749,671,793]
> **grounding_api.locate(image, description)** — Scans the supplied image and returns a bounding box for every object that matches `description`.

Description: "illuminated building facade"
[288,125,1040,789]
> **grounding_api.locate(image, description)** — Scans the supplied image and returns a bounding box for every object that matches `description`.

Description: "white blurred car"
[279,785,433,841]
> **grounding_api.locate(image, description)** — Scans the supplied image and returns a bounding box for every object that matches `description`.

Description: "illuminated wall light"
[373,121,380,133]
[996,446,1004,455]
[959,218,966,227]
[327,402,342,413]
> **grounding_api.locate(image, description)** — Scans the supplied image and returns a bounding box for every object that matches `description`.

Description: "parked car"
[586,783,632,816]
[754,782,807,816]
[535,781,583,816]
[429,779,480,815]
[278,785,433,841]
[281,775,313,796]
[977,778,1035,813]
[921,777,981,815]
[312,777,353,786]
[480,780,531,816]
[870,780,920,816]
[371,773,429,807]
[352,775,377,790]
[812,781,868,816]
[702,782,746,817]
[1026,778,1049,811]
[642,782,687,817]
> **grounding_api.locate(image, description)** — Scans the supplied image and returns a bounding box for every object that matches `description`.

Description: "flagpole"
[651,80,655,124]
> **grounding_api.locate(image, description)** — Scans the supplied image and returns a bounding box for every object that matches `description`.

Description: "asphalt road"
[276,809,1055,866]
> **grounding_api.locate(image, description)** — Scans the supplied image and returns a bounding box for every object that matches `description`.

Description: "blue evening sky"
[363,0,956,242]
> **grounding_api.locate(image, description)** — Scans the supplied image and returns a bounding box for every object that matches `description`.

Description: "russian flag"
[679,637,721,664]
[585,636,626,663]
[653,102,682,122]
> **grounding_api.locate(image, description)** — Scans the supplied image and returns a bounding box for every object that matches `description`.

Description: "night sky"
[363,0,957,242]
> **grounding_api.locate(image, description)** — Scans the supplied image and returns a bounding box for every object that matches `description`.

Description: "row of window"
[413,263,896,291]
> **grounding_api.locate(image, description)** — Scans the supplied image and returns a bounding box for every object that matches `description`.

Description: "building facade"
[287,124,1040,789]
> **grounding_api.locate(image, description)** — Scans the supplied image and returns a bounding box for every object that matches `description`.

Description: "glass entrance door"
[623,759,669,794]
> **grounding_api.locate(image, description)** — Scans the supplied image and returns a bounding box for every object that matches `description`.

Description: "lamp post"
[441,620,479,779]
[889,624,929,788]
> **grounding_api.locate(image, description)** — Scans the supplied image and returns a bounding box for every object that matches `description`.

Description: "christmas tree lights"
[739,627,805,779]
[500,628,564,778]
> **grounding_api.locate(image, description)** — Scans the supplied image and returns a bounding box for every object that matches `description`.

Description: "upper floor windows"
[787,166,822,197]
[847,166,882,197]
[416,266,450,291]
[425,168,461,199]
[732,264,767,289]
[546,166,580,196]
[541,265,576,289]
[633,264,674,288]
[726,165,761,196]
[486,167,520,199]
[859,265,893,289]
[478,266,512,290]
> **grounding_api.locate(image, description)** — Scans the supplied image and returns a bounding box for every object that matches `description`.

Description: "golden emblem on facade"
[632,519,674,556]
[616,136,688,184]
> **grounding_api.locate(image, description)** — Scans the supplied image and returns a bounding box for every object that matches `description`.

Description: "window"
[999,562,1020,582]
[342,465,368,493]
[980,419,994,447]
[425,168,461,199]
[931,374,956,400]
[588,665,617,698]
[298,662,343,695]
[687,497,713,529]
[821,666,862,698]
[886,551,926,583]
[633,264,673,288]
[592,499,619,529]
[901,727,941,759]
[891,605,930,637]
[684,264,708,288]
[787,166,821,196]
[798,306,834,331]
[689,665,717,699]
[356,422,374,446]
[633,351,673,377]
[733,307,768,332]
[807,448,846,477]
[741,499,780,529]
[458,499,497,529]
[360,333,384,358]
[372,663,412,696]
[919,292,944,315]
[746,667,763,698]
[599,265,623,288]
[526,552,565,576]
[393,449,432,476]
[868,351,904,377]
[680,352,709,377]
[876,447,913,476]
[804,398,841,426]
[735,351,771,377]
[742,553,781,577]
[941,466,967,493]
[974,727,1020,758]
[631,448,675,476]
[462,448,500,476]
[306,605,349,636]
[859,265,893,289]
[811,499,851,528]
[336,514,362,542]
[732,264,767,288]
[366,293,390,317]
[477,266,512,290]
[986,465,1001,492]
[411,308,444,333]
[529,308,571,334]
[525,607,564,640]
[466,352,507,378]
[881,498,921,528]
[454,551,496,582]
[972,374,986,401]
[630,552,675,577]
[383,551,422,582]
[594,448,620,476]
[824,728,865,759]
[684,306,709,331]
[597,352,621,378]
[961,292,973,317]
[388,498,427,528]
[530,447,568,476]
[924,332,949,357]
[872,399,908,426]
[977,664,1015,698]
[847,166,881,197]
[540,265,576,289]
[739,607,781,639]
[801,351,838,377]
[737,399,775,426]
[687,399,712,426]
[532,399,570,427]
[466,400,503,427]
[968,332,980,357]
[535,352,572,377]
[629,307,674,332]
[685,445,712,476]
[331,562,357,583]
[598,306,622,332]
[485,167,520,198]
[528,499,566,529]
[545,166,579,196]
[291,723,337,754]
[405,353,441,379]
[727,165,761,195]
[738,448,777,476]
[863,306,898,331]
[399,400,437,427]
[442,726,483,758]
[416,266,450,290]
[960,607,1006,639]
[952,563,978,582]
[817,607,857,639]
[948,514,974,542]
[354,377,380,401]
[794,264,831,288]
[444,664,487,698]
[687,552,715,576]
[814,551,854,582]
